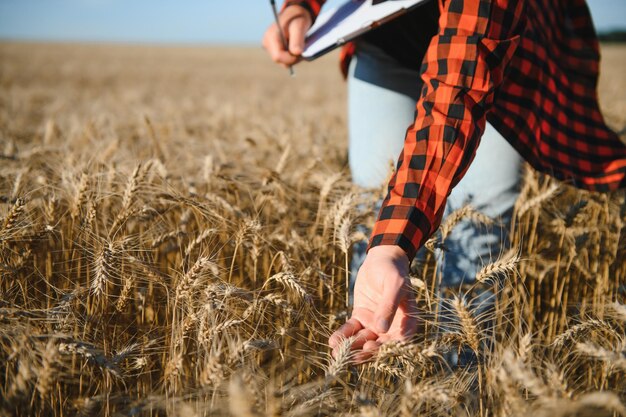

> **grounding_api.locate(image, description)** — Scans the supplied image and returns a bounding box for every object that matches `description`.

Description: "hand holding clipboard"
[302,0,429,61]
[263,0,429,72]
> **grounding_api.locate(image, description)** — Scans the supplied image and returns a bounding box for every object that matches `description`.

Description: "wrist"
[367,245,409,264]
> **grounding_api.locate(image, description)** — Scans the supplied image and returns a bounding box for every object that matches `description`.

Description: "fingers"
[352,292,419,362]
[262,5,310,67]
[328,318,363,350]
[287,17,308,56]
[353,340,381,363]
[351,328,378,351]
[263,24,298,66]
[373,277,405,334]
[333,328,377,359]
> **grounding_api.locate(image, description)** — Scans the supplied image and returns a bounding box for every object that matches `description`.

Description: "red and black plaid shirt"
[286,0,626,260]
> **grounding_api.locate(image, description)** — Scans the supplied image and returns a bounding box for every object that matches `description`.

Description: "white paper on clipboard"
[302,0,429,61]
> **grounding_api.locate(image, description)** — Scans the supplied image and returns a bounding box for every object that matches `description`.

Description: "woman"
[263,0,626,361]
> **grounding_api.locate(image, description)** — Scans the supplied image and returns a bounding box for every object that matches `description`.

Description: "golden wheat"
[0,42,624,417]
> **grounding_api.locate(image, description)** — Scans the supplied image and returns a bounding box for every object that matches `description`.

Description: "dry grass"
[0,41,625,417]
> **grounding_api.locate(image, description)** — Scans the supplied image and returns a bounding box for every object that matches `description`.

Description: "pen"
[270,0,296,77]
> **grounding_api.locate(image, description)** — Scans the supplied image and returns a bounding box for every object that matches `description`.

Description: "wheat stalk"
[451,296,480,351]
[91,242,116,297]
[516,183,559,217]
[475,249,520,283]
[71,173,89,221]
[2,197,26,234]
[576,341,626,370]
[35,340,58,398]
[552,319,614,347]
[439,205,493,241]
[176,256,220,302]
[326,336,355,380]
[266,271,311,304]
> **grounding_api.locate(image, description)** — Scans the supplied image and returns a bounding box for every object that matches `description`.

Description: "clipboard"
[302,0,430,61]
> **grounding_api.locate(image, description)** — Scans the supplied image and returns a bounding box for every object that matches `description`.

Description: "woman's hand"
[262,5,312,68]
[328,245,419,362]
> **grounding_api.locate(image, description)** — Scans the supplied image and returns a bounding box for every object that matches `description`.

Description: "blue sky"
[0,0,624,45]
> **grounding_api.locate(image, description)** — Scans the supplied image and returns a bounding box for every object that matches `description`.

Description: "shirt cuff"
[366,204,433,261]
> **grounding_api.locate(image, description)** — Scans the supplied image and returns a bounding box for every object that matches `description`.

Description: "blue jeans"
[348,40,522,294]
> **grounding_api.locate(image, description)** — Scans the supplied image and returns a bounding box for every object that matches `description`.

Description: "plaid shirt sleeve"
[367,0,524,261]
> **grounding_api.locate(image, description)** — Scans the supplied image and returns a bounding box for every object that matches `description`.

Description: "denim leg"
[440,122,523,290]
[347,41,422,190]
[438,124,522,366]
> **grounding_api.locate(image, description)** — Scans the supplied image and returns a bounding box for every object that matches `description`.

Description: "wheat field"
[0,42,625,417]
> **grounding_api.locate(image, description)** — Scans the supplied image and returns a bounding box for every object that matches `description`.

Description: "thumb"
[288,16,309,56]
[373,277,404,334]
